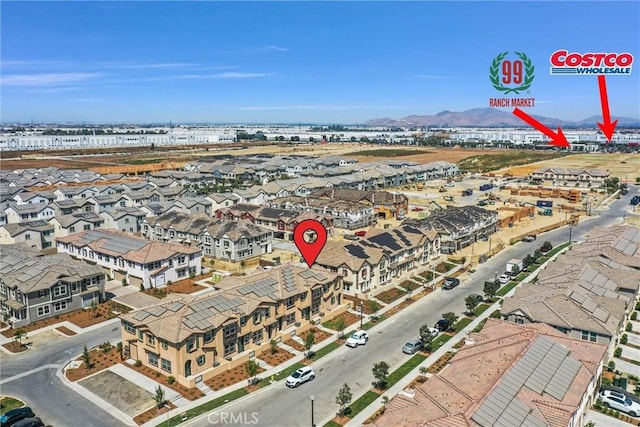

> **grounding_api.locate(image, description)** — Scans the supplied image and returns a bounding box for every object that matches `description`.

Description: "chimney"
[372,193,375,204]
[331,189,334,199]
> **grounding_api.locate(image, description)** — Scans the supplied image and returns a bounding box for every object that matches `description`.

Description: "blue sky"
[2,1,639,124]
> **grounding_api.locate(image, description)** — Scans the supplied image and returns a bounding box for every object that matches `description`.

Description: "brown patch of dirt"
[343,295,386,314]
[351,148,490,165]
[2,341,28,353]
[204,363,266,391]
[123,362,204,401]
[66,347,122,381]
[376,287,407,304]
[142,274,209,298]
[133,401,177,425]
[322,312,361,331]
[56,326,77,336]
[1,301,132,338]
[257,347,295,367]
[427,351,455,374]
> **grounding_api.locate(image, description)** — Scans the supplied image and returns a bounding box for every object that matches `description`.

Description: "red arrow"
[597,75,618,143]
[512,108,569,147]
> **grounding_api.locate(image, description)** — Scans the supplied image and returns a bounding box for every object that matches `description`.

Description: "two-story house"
[120,265,344,388]
[56,229,202,289]
[0,243,106,327]
[0,220,55,250]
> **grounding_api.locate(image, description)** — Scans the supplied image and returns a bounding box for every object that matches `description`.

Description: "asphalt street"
[184,188,635,427]
[0,186,634,427]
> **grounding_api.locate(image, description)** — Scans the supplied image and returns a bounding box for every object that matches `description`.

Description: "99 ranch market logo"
[488,51,536,108]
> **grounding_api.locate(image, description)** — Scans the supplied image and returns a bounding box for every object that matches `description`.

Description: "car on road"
[434,318,452,332]
[286,366,315,388]
[426,327,439,337]
[346,330,369,348]
[0,408,35,427]
[12,418,44,427]
[498,274,511,284]
[442,277,460,290]
[402,339,424,354]
[344,234,359,241]
[599,390,640,417]
[522,235,537,242]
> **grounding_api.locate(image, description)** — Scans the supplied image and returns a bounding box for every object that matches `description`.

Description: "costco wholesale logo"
[550,50,634,75]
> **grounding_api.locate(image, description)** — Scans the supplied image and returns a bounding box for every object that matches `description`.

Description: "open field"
[497,152,640,180]
[458,151,569,173]
[0,144,489,171]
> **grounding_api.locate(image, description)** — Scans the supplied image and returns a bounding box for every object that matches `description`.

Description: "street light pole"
[311,395,315,427]
[360,302,364,328]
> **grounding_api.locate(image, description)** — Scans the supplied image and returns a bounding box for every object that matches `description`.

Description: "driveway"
[113,292,161,310]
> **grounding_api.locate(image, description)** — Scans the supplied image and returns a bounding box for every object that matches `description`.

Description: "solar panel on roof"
[150,306,167,317]
[368,233,402,251]
[133,311,151,321]
[299,270,315,279]
[569,291,585,304]
[593,307,609,322]
[392,229,412,247]
[345,244,368,259]
[581,298,598,313]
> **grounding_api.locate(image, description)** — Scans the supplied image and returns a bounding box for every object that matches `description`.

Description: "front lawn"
[376,288,407,304]
[386,354,427,388]
[453,317,473,332]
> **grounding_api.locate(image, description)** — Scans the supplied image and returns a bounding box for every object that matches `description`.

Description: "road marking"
[0,364,62,385]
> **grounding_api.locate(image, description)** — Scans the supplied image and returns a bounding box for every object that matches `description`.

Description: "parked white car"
[600,390,640,417]
[498,274,511,284]
[346,330,369,348]
[286,366,315,388]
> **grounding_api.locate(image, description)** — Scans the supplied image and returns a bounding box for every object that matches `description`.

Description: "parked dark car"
[11,418,44,427]
[0,407,35,427]
[442,277,460,290]
[434,319,452,332]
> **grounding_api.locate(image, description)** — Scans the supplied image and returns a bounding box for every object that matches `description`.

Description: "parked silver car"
[402,339,424,354]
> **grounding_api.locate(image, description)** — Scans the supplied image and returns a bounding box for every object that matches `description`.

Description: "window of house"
[53,285,67,297]
[253,312,262,324]
[123,321,135,334]
[161,358,171,373]
[138,330,144,342]
[70,226,75,232]
[515,317,524,324]
[197,355,206,366]
[252,329,263,343]
[204,330,214,343]
[25,233,31,240]
[581,330,597,342]
[84,224,91,231]
[82,249,88,257]
[240,316,247,327]
[285,313,296,324]
[161,339,168,350]
[224,341,235,356]
[147,334,155,346]
[186,337,197,352]
[224,323,236,337]
[71,283,78,292]
[331,296,336,305]
[37,306,51,317]
[38,289,47,298]
[285,296,295,308]
[53,301,67,311]
[148,352,159,367]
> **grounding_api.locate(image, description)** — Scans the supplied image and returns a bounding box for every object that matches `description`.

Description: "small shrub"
[608,360,616,371]
[101,341,112,353]
[139,283,145,291]
[614,347,622,358]
[631,312,637,321]
[620,334,628,345]
[602,376,612,385]
[135,359,142,367]
[626,322,633,332]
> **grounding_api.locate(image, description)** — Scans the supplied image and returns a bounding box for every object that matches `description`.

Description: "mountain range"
[365,108,640,128]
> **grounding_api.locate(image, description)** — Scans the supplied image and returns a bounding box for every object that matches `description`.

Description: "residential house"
[119,265,344,388]
[51,198,96,216]
[530,167,610,187]
[49,212,106,238]
[100,207,147,233]
[268,196,374,231]
[0,243,106,328]
[86,194,130,212]
[501,226,640,358]
[5,202,56,223]
[308,188,409,220]
[0,220,55,250]
[13,191,55,205]
[405,206,498,253]
[53,186,98,201]
[56,229,202,289]
[373,319,607,427]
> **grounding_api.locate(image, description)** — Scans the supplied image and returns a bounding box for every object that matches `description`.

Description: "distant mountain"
[365,108,640,128]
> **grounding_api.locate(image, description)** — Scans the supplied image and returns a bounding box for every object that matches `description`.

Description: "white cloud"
[251,45,290,53]
[177,72,274,79]
[1,73,101,86]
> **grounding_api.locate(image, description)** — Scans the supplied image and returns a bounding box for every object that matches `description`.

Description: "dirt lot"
[498,152,640,180]
[79,370,153,417]
[0,144,490,171]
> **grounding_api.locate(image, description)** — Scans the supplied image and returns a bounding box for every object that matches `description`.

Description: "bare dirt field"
[0,144,489,171]
[497,152,640,181]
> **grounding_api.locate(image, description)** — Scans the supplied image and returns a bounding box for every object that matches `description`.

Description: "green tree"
[89,299,98,318]
[372,361,390,390]
[305,329,315,358]
[335,383,352,417]
[465,295,482,315]
[335,316,347,338]
[269,338,278,354]
[419,324,434,347]
[117,342,124,360]
[155,385,166,409]
[82,345,92,368]
[366,300,381,318]
[246,360,260,387]
[483,280,500,300]
[442,312,458,331]
[12,328,26,345]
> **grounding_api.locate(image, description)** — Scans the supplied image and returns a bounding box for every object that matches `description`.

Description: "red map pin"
[293,219,328,268]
